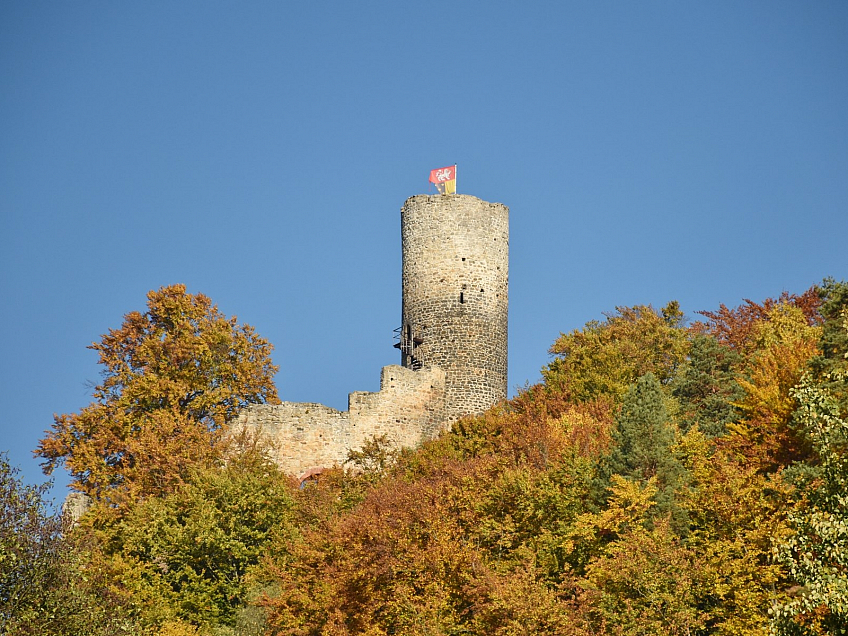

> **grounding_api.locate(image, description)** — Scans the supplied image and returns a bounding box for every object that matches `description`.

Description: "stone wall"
[348,365,446,449]
[234,364,445,476]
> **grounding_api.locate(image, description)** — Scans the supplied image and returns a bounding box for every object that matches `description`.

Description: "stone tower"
[398,194,509,423]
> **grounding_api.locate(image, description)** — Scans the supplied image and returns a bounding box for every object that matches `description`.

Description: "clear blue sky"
[2,2,846,497]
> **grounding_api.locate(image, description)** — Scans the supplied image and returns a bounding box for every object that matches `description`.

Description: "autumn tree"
[37,284,279,506]
[692,288,821,355]
[691,289,824,471]
[771,372,848,635]
[0,453,64,634]
[678,430,791,634]
[543,302,689,404]
[729,302,822,471]
[577,477,702,635]
[0,454,138,636]
[88,433,297,633]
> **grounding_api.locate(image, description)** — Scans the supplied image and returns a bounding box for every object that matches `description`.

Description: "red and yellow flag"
[429,165,457,194]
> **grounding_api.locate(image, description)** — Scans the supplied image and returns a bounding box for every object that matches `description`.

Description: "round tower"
[399,193,508,423]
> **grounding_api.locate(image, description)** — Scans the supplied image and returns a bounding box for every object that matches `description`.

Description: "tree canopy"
[543,302,689,404]
[18,278,848,636]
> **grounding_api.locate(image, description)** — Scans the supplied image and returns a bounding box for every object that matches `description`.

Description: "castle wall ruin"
[234,365,445,476]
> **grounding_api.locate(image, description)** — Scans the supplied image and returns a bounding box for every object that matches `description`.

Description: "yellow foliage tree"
[544,303,689,404]
[729,303,822,470]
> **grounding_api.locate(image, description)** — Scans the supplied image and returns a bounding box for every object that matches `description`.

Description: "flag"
[429,165,457,194]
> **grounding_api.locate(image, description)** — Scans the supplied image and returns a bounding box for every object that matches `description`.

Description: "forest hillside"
[2,280,847,636]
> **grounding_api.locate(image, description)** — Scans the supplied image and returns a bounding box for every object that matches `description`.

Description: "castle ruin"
[236,193,509,476]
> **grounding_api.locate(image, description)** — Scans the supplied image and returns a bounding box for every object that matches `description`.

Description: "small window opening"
[460,292,465,304]
[461,257,466,261]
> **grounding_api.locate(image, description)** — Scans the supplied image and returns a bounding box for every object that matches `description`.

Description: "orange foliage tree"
[692,288,821,354]
[694,289,823,471]
[36,284,279,506]
[260,383,616,635]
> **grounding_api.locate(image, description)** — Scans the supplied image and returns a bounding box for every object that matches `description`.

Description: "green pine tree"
[672,333,744,437]
[607,373,687,528]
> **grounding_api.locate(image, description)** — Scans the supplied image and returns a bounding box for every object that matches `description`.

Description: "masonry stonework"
[237,193,509,476]
[400,194,509,423]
